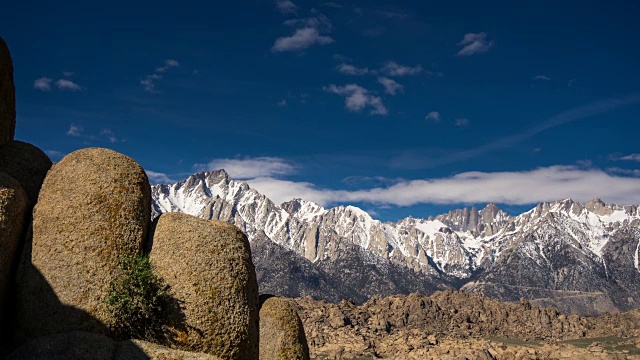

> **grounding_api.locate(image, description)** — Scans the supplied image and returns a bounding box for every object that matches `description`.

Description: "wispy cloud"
[277,99,288,107]
[100,129,118,143]
[35,77,83,92]
[145,170,176,184]
[283,14,332,32]
[457,32,493,56]
[34,77,52,91]
[336,63,369,75]
[66,123,83,136]
[377,77,404,95]
[244,165,640,207]
[534,75,551,81]
[66,123,121,143]
[194,156,296,179]
[425,111,441,122]
[141,59,180,93]
[607,167,640,177]
[381,61,422,76]
[324,84,387,115]
[55,79,83,91]
[620,154,640,162]
[155,59,180,73]
[272,27,334,52]
[404,94,640,168]
[377,10,409,19]
[275,0,298,14]
[141,74,163,93]
[321,2,342,8]
[455,118,470,127]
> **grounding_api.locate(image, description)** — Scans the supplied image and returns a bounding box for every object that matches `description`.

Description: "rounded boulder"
[0,172,27,315]
[0,37,16,146]
[21,148,151,336]
[259,297,310,360]
[149,212,259,359]
[0,141,52,207]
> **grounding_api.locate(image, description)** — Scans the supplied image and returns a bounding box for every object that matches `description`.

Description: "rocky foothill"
[294,290,640,359]
[0,37,309,359]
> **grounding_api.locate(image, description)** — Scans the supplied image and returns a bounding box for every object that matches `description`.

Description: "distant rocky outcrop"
[259,296,310,360]
[0,141,52,207]
[0,173,27,329]
[0,37,15,146]
[295,290,640,359]
[16,148,151,338]
[150,212,259,359]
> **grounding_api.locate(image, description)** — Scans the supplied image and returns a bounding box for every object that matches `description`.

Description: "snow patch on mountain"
[151,170,640,281]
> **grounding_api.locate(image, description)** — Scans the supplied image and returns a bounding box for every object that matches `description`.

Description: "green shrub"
[107,255,170,340]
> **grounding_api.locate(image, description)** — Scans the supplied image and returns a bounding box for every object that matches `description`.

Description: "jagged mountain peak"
[281,198,326,221]
[150,170,640,314]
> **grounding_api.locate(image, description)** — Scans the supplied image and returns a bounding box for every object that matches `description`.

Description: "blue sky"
[2,0,640,221]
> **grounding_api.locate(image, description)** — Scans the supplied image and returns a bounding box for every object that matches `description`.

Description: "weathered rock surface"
[8,331,222,359]
[0,141,52,207]
[260,296,310,360]
[150,212,259,359]
[0,37,15,146]
[0,173,27,324]
[295,290,640,359]
[16,148,151,338]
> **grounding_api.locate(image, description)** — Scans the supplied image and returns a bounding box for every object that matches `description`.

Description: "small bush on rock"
[107,255,170,341]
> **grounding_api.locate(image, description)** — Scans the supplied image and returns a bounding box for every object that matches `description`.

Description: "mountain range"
[151,170,640,316]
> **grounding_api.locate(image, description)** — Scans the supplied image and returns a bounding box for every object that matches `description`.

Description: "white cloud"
[381,61,423,76]
[272,27,334,52]
[100,129,118,143]
[534,75,551,81]
[66,124,121,143]
[336,63,369,75]
[145,170,175,184]
[457,32,493,56]
[243,166,640,207]
[455,118,470,127]
[277,99,288,107]
[620,154,640,162]
[62,71,74,77]
[55,79,83,91]
[377,77,404,95]
[322,2,342,8]
[33,77,53,91]
[324,84,387,115]
[141,74,162,93]
[141,59,180,93]
[66,123,83,137]
[607,167,640,177]
[425,111,441,122]
[275,0,297,14]
[194,157,296,179]
[156,59,180,73]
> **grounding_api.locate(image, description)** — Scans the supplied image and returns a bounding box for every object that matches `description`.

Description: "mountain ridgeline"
[151,170,640,316]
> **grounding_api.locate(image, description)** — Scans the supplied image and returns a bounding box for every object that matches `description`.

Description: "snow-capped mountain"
[151,170,640,315]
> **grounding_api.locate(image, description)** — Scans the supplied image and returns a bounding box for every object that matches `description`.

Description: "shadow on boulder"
[5,225,189,359]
